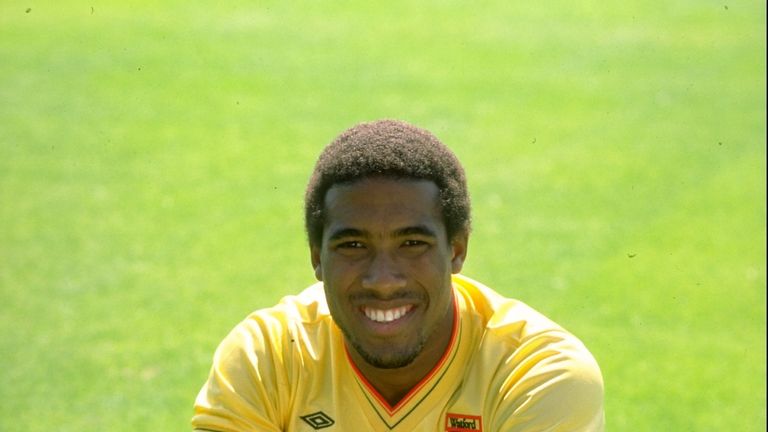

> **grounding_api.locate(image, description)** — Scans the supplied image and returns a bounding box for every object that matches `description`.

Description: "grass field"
[1,1,765,430]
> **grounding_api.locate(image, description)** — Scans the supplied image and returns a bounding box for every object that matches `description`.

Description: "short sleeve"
[490,331,605,432]
[192,314,290,432]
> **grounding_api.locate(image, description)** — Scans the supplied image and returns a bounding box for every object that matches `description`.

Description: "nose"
[361,251,407,294]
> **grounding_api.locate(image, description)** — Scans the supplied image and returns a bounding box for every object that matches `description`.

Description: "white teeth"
[364,305,412,323]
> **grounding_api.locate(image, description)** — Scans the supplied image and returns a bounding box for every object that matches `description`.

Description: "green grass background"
[1,1,765,430]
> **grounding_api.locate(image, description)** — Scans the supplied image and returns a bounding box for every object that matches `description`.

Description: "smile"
[363,305,414,323]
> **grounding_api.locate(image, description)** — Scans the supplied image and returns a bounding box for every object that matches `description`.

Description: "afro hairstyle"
[304,119,471,247]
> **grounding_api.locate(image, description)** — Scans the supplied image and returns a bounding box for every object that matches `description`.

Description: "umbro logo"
[300,411,335,430]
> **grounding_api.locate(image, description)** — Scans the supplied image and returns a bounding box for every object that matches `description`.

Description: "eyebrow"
[394,225,438,238]
[327,225,437,242]
[327,228,365,242]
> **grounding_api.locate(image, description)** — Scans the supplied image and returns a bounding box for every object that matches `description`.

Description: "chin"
[354,342,424,369]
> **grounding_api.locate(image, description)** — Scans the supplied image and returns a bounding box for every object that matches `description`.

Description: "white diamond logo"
[300,411,335,430]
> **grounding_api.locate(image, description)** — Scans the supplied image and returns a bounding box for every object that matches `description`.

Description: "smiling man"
[192,120,604,431]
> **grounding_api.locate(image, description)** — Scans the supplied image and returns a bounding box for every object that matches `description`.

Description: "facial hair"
[346,331,427,369]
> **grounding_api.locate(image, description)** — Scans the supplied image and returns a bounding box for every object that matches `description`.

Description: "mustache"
[349,289,426,302]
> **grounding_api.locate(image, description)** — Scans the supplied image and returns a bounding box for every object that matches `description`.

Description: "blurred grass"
[1,0,765,430]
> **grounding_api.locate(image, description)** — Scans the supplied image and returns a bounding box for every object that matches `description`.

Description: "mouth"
[362,304,415,323]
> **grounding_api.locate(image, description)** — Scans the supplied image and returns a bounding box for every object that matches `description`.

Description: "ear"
[310,245,323,281]
[449,231,469,274]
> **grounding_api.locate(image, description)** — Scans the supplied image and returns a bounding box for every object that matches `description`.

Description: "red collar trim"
[344,293,460,415]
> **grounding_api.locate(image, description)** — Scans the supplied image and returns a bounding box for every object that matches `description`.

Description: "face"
[311,178,468,369]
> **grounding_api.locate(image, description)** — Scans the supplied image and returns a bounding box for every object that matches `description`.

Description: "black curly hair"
[304,119,471,247]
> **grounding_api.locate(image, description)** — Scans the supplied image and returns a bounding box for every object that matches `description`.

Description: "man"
[192,120,604,431]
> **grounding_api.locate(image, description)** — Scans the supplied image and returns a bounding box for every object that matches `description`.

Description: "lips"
[363,305,414,323]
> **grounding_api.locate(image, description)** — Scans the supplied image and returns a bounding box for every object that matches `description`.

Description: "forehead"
[323,178,442,231]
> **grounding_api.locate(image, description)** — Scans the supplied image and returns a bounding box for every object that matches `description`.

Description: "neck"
[346,302,457,407]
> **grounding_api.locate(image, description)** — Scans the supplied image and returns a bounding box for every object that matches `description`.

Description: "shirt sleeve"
[490,331,605,432]
[192,313,291,432]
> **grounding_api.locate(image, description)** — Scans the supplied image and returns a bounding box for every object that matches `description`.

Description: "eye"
[400,239,430,257]
[402,239,429,248]
[333,240,368,258]
[337,241,365,249]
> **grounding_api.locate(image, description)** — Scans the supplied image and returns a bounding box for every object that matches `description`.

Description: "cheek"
[408,261,452,297]
[415,249,452,274]
[414,251,455,295]
[322,255,362,286]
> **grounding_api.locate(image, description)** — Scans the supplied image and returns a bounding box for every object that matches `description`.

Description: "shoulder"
[453,274,588,346]
[203,282,333,387]
[192,284,336,430]
[454,274,601,376]
[453,275,604,430]
[249,281,330,327]
[453,274,563,339]
[218,282,332,356]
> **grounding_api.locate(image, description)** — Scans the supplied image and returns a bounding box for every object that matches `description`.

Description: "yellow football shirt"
[192,274,604,431]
